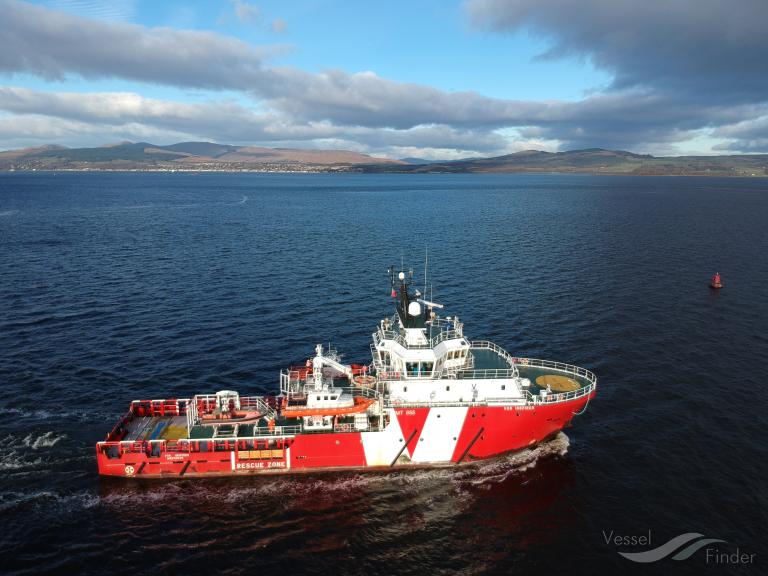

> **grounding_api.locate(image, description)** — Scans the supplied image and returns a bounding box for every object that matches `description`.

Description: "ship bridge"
[371,269,530,405]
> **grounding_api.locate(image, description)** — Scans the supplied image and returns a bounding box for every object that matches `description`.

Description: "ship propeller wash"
[97,269,597,477]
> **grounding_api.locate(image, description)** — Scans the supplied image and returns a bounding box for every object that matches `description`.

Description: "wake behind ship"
[97,269,597,478]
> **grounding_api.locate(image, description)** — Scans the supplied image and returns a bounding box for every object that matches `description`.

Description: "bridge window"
[422,362,433,374]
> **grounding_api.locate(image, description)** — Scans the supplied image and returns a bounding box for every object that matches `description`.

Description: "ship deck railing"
[385,397,529,409]
[514,357,598,384]
[98,413,390,459]
[383,356,597,408]
[469,340,519,370]
[524,381,596,405]
[455,367,518,379]
[384,386,594,409]
[279,369,381,397]
[185,394,277,433]
[373,326,467,350]
[96,430,301,460]
[518,357,597,404]
[374,366,519,381]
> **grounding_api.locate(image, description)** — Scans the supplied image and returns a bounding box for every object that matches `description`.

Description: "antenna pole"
[424,246,428,296]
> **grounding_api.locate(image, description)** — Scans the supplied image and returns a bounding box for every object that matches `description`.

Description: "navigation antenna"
[424,246,428,296]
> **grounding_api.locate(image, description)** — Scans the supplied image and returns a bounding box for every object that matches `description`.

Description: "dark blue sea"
[1,172,766,575]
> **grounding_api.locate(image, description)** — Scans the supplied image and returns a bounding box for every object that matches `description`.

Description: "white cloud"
[2,0,767,154]
[0,86,524,155]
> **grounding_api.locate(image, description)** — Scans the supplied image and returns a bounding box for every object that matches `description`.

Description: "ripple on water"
[0,173,766,575]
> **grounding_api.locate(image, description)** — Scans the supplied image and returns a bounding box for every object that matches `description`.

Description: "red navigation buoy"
[709,272,723,289]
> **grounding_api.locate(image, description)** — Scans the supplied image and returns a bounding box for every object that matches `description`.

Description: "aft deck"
[119,415,298,442]
[122,414,188,442]
[108,393,385,448]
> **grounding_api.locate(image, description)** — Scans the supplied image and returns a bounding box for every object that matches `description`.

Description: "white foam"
[0,431,66,472]
[0,406,118,422]
[0,490,100,512]
[22,431,67,449]
[458,432,570,487]
[0,452,43,471]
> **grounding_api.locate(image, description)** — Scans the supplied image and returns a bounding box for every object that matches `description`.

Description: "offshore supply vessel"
[97,269,597,478]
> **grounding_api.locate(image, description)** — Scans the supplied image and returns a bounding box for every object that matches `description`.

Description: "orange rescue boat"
[282,397,375,419]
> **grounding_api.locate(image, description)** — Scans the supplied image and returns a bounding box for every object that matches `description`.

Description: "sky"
[1,0,767,159]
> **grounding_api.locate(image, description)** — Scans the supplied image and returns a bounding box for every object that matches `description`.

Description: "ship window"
[423,362,433,374]
[316,396,321,401]
[406,362,418,376]
[501,385,506,390]
[448,351,455,360]
[324,396,329,400]
[403,386,408,392]
[331,396,337,400]
[446,386,450,391]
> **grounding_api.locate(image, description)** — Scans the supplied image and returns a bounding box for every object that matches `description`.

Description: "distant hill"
[0,141,403,171]
[363,148,768,177]
[1,143,766,176]
[161,142,239,158]
[399,156,483,164]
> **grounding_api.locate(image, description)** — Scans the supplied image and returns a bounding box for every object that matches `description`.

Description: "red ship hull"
[96,390,595,478]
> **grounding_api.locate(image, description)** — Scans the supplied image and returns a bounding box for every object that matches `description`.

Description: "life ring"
[125,465,135,476]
